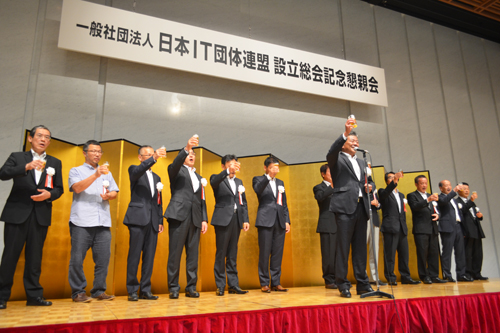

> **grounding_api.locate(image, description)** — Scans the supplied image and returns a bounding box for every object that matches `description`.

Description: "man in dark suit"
[437,180,473,282]
[210,154,249,296]
[378,172,420,285]
[326,119,374,298]
[252,156,290,293]
[0,125,64,309]
[407,175,445,284]
[123,145,165,301]
[313,164,337,289]
[164,136,208,299]
[456,183,487,280]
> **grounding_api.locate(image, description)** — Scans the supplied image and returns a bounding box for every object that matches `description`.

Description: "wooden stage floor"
[1,279,499,329]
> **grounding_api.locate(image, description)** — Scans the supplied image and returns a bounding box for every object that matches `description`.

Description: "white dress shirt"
[266,173,277,197]
[226,170,237,209]
[184,165,200,192]
[341,152,362,197]
[393,189,401,213]
[31,149,46,185]
[146,169,154,197]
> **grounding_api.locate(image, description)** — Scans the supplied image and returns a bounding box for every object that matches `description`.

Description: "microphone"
[355,147,369,153]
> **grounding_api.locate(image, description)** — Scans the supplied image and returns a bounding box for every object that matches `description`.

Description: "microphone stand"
[359,150,393,299]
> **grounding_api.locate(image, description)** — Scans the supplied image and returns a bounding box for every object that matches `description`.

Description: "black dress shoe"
[457,275,474,282]
[325,283,338,289]
[402,278,421,285]
[169,291,179,299]
[431,277,447,283]
[445,276,456,283]
[339,289,351,298]
[140,292,159,300]
[228,286,248,294]
[388,281,397,286]
[185,290,200,298]
[423,277,433,284]
[475,275,489,280]
[128,292,139,301]
[0,300,6,309]
[26,297,52,306]
[369,280,387,286]
[357,287,374,295]
[216,288,225,296]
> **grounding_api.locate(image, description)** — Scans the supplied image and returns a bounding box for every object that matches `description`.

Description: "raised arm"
[253,176,270,196]
[313,184,334,202]
[210,169,228,190]
[129,156,157,182]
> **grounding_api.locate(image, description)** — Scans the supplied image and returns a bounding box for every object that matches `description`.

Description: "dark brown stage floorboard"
[1,279,499,329]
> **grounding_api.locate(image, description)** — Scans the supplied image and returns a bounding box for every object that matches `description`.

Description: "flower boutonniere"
[156,182,163,204]
[238,185,245,205]
[45,167,55,189]
[277,185,285,206]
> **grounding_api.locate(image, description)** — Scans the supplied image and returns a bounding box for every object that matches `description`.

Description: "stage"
[1,280,500,332]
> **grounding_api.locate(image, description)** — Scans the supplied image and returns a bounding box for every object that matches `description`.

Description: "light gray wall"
[1,0,499,277]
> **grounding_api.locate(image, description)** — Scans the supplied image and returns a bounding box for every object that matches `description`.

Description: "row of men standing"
[0,128,291,309]
[315,119,487,298]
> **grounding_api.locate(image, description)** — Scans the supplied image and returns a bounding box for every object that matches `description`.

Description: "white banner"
[58,0,387,107]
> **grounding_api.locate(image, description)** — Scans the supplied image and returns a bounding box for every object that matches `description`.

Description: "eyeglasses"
[141,154,154,157]
[87,150,103,155]
[188,151,196,156]
[35,133,51,140]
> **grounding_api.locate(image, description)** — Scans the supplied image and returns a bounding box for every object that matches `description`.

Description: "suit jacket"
[252,175,290,229]
[326,134,372,216]
[313,181,336,233]
[456,197,485,239]
[408,190,439,235]
[369,182,381,228]
[437,191,464,233]
[210,169,249,228]
[123,157,163,232]
[0,151,64,226]
[164,149,208,226]
[378,181,408,235]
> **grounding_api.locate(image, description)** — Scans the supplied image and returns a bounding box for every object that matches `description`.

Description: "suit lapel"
[267,179,276,198]
[390,190,402,211]
[182,166,197,192]
[322,182,328,192]
[37,155,49,188]
[425,192,434,212]
[143,171,153,197]
[223,177,234,194]
[340,153,357,179]
[152,172,160,195]
[24,151,37,184]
